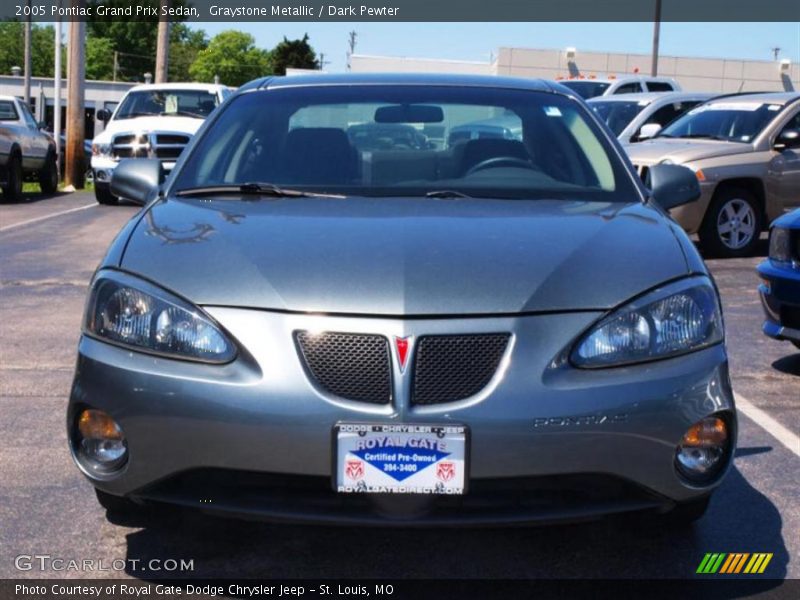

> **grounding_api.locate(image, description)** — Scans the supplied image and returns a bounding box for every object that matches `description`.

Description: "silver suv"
[625,92,800,257]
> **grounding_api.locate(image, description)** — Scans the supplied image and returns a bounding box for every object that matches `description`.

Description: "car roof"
[0,95,18,101]
[587,91,714,104]
[563,76,676,84]
[705,91,800,105]
[127,83,229,93]
[241,73,556,93]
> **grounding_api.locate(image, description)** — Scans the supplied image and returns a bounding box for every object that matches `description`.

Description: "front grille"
[111,131,191,163]
[295,331,391,404]
[412,334,510,405]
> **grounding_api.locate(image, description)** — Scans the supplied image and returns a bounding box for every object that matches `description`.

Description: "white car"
[91,83,231,205]
[0,95,58,201]
[560,76,682,100]
[589,92,714,144]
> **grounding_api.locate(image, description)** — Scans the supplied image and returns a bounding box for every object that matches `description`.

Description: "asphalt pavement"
[0,192,797,586]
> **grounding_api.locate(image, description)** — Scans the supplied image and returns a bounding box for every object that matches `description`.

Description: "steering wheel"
[466,156,538,176]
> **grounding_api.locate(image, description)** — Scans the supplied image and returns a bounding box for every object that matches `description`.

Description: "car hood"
[94,115,203,142]
[625,138,751,165]
[120,196,690,315]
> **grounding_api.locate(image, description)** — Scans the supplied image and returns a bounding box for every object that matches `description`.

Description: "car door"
[770,108,800,211]
[16,100,46,169]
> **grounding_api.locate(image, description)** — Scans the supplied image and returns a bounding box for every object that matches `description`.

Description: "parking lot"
[0,192,798,583]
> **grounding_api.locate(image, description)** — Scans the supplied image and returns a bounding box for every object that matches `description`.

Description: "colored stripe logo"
[697,553,773,574]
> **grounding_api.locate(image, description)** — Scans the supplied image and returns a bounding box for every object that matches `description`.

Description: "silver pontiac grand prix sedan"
[68,74,736,526]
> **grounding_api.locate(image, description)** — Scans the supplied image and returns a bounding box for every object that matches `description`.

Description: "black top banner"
[4,0,800,22]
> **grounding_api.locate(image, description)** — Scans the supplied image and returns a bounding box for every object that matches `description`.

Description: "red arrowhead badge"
[394,336,412,372]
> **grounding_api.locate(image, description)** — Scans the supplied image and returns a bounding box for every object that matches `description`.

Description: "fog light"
[76,409,127,472]
[676,416,729,482]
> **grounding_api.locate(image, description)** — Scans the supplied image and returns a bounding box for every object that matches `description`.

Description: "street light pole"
[54,3,62,179]
[651,0,662,76]
[23,0,32,106]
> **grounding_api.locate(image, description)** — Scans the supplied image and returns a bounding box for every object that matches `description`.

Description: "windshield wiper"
[161,110,206,119]
[175,182,345,199]
[424,190,472,199]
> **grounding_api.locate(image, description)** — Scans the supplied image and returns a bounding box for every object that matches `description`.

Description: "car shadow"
[3,190,70,204]
[692,237,769,260]
[116,465,787,586]
[771,353,800,376]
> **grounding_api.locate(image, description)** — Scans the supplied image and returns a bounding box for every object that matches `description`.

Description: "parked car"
[560,76,681,99]
[69,74,735,527]
[589,92,714,144]
[446,115,522,146]
[91,83,231,205]
[757,209,800,350]
[0,95,58,201]
[626,92,800,258]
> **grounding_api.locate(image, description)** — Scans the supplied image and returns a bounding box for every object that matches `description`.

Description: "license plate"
[334,423,468,495]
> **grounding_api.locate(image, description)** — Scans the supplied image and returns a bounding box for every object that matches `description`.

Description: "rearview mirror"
[110,159,164,206]
[637,122,662,141]
[646,164,701,210]
[375,104,444,124]
[774,129,800,151]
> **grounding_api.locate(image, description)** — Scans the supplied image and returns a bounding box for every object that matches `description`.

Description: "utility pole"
[771,47,782,61]
[318,53,329,70]
[347,30,357,71]
[54,4,62,179]
[65,3,86,189]
[651,0,662,76]
[113,51,119,82]
[23,0,32,106]
[155,0,171,83]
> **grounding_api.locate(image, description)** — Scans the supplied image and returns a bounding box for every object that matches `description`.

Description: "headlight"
[572,277,723,368]
[91,143,111,157]
[768,227,792,263]
[85,271,236,363]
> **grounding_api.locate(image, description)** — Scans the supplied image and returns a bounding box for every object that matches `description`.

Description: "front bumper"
[757,259,800,343]
[68,308,736,524]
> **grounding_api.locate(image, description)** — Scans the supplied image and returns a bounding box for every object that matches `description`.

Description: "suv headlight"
[91,143,112,157]
[84,271,236,363]
[768,227,792,263]
[572,277,723,368]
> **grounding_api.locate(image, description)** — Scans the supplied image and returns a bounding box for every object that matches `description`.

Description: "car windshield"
[114,89,220,120]
[560,81,612,99]
[658,101,784,143]
[173,85,637,202]
[590,100,648,136]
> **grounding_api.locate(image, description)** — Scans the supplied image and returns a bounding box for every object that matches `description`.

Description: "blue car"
[757,209,800,350]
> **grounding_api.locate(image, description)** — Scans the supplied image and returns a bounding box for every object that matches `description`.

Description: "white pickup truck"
[0,95,58,201]
[91,83,231,205]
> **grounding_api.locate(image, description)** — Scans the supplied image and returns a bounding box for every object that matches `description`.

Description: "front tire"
[94,181,119,205]
[39,153,59,195]
[1,153,23,202]
[699,187,762,258]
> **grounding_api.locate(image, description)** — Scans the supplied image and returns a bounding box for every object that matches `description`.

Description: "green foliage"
[268,34,319,76]
[189,30,271,87]
[85,37,116,81]
[0,22,62,78]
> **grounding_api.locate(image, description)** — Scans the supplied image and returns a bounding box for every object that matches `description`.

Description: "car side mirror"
[37,120,48,130]
[646,164,701,210]
[774,129,800,151]
[110,159,164,206]
[96,109,111,123]
[637,122,662,141]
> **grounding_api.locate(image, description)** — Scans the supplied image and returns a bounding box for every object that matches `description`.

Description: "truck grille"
[111,131,191,163]
[295,331,391,404]
[412,334,510,405]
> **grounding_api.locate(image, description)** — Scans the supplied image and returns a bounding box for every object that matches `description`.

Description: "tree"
[189,31,270,87]
[85,37,116,81]
[168,25,208,82]
[0,22,60,78]
[268,34,319,75]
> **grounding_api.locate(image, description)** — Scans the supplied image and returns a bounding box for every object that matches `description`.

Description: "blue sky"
[192,22,800,74]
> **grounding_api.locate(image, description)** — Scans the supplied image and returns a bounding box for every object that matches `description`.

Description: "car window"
[659,101,784,143]
[646,82,675,92]
[115,89,220,120]
[590,101,646,136]
[18,101,38,128]
[560,81,612,99]
[0,100,18,121]
[174,86,638,202]
[613,83,643,94]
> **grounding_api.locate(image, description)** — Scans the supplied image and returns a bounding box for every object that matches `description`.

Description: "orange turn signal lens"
[695,169,706,182]
[681,417,728,447]
[78,409,124,441]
